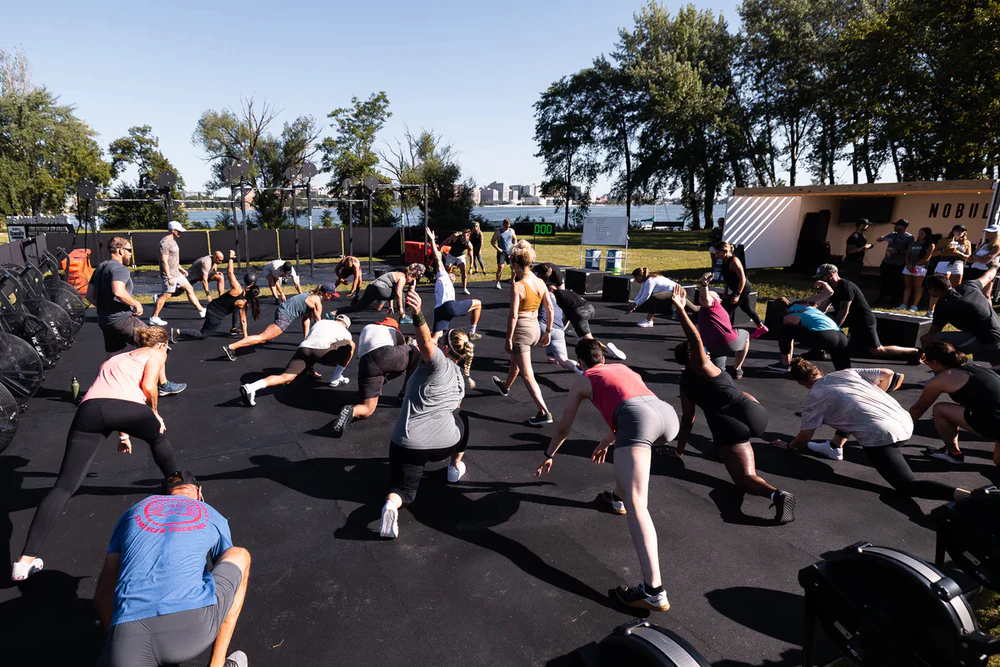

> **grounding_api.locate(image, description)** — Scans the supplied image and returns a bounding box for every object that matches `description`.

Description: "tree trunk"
[687,170,701,231]
[788,122,798,187]
[703,178,716,231]
[624,140,632,223]
[889,140,902,182]
[564,150,572,231]
[851,138,860,184]
[863,134,877,183]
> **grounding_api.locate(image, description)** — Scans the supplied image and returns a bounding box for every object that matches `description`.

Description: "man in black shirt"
[874,218,913,306]
[921,267,1000,366]
[441,229,472,295]
[842,219,873,282]
[813,263,919,360]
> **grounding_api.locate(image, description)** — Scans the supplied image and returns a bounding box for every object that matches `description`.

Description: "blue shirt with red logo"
[107,495,233,626]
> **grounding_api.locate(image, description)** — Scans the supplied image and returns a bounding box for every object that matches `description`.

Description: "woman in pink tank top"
[535,339,679,613]
[12,327,179,581]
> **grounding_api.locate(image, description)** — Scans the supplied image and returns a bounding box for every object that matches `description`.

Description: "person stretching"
[262,259,303,303]
[171,252,261,342]
[240,315,355,406]
[920,266,1000,367]
[771,358,971,503]
[908,341,1000,466]
[686,272,749,378]
[12,326,177,581]
[537,338,679,612]
[469,220,486,274]
[714,242,768,338]
[331,317,419,436]
[492,240,555,425]
[427,228,482,344]
[379,289,475,539]
[223,284,337,361]
[628,267,677,328]
[149,221,206,326]
[766,297,851,373]
[669,286,794,523]
[95,471,250,667]
[441,228,472,295]
[536,263,626,360]
[333,255,363,299]
[334,264,426,323]
[490,218,517,289]
[186,251,226,302]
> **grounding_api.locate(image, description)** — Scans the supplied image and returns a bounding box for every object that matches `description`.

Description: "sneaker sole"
[380,508,398,538]
[223,348,235,361]
[492,378,509,397]
[159,387,185,396]
[615,591,670,612]
[606,343,627,361]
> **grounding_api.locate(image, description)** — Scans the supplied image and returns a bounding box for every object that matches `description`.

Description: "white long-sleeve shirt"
[634,275,677,306]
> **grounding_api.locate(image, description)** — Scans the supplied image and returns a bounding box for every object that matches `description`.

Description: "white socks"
[469,325,477,334]
[332,366,345,381]
[248,379,267,393]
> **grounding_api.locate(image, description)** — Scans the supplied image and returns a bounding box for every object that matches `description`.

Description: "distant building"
[522,196,549,206]
[480,188,500,203]
[507,188,519,204]
[470,187,481,205]
[520,183,540,197]
[487,181,507,202]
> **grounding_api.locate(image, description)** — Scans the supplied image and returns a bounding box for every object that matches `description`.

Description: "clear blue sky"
[1,0,741,195]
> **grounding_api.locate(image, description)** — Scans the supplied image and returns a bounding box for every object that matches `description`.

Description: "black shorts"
[433,300,473,332]
[101,315,148,354]
[849,320,882,350]
[358,344,416,399]
[283,341,353,375]
[965,407,1000,440]
[707,398,768,447]
[496,251,510,266]
[100,562,242,667]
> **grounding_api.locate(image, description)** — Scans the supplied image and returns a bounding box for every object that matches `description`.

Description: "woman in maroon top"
[537,339,679,612]
[690,272,750,379]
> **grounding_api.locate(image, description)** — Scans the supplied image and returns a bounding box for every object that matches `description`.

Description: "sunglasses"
[123,247,133,252]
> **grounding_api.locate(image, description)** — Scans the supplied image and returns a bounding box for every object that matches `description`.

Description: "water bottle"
[71,376,80,402]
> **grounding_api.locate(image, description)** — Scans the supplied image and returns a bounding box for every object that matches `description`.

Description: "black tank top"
[449,237,470,257]
[720,257,748,293]
[207,291,240,316]
[679,368,745,416]
[949,363,1000,415]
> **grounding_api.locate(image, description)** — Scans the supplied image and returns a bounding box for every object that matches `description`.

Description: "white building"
[507,188,519,204]
[487,182,507,202]
[480,188,500,203]
[522,195,549,206]
[470,187,481,205]
[520,183,540,197]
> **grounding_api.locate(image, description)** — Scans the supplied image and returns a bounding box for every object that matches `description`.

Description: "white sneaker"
[636,320,653,328]
[239,384,256,407]
[11,557,43,581]
[328,376,350,388]
[807,440,844,461]
[495,282,502,290]
[224,650,248,667]
[925,310,934,318]
[908,305,919,312]
[447,460,466,483]
[606,342,627,361]
[199,308,207,318]
[380,502,399,539]
[149,316,168,326]
[463,288,471,295]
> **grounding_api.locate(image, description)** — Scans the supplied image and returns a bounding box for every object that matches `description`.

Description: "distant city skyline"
[0,0,742,197]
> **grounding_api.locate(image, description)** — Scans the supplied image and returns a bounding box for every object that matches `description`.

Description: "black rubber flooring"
[1,282,996,667]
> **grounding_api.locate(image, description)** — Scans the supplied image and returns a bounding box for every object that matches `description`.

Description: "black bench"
[566,268,605,295]
[873,311,934,348]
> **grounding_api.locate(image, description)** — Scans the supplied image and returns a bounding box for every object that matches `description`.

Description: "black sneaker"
[924,446,964,464]
[223,345,236,361]
[492,376,509,397]
[771,490,796,524]
[731,367,744,380]
[528,410,553,426]
[229,326,241,338]
[600,490,627,515]
[332,404,353,436]
[614,583,670,612]
[765,362,790,373]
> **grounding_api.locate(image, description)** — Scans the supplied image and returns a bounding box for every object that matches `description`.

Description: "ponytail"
[631,267,649,280]
[921,341,967,368]
[447,328,476,388]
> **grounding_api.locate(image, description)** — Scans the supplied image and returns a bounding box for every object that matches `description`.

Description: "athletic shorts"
[162,275,191,294]
[433,300,473,332]
[849,320,882,350]
[358,344,416,399]
[935,260,964,276]
[512,316,540,353]
[965,407,1000,440]
[283,341,353,376]
[496,251,511,266]
[101,315,148,354]
[444,253,466,268]
[964,267,989,282]
[613,395,680,449]
[707,398,768,447]
[545,327,568,361]
[903,265,927,277]
[99,562,241,667]
[707,328,749,369]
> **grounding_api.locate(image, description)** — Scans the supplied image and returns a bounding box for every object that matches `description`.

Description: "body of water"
[71,203,729,230]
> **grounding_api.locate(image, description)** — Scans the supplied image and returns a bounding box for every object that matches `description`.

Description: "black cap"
[857,218,870,226]
[952,224,967,232]
[162,470,199,494]
[895,218,909,227]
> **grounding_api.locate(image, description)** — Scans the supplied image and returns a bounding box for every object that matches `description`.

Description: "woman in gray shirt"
[380,289,476,540]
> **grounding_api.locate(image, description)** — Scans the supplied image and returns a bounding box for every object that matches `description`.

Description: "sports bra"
[518,278,544,313]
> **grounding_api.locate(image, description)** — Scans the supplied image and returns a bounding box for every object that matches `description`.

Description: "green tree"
[0,49,110,216]
[320,92,397,227]
[104,126,186,230]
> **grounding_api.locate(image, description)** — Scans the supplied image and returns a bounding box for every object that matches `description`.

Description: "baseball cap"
[985,225,999,233]
[857,218,870,226]
[162,470,199,493]
[813,263,839,279]
[335,314,352,329]
[894,218,910,227]
[167,221,185,232]
[952,224,967,232]
[319,282,338,294]
[377,316,400,333]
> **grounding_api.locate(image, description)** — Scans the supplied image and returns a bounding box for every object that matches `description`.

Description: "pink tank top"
[83,349,152,405]
[583,364,654,431]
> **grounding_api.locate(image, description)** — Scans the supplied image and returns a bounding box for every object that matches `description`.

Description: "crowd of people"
[9,219,1000,667]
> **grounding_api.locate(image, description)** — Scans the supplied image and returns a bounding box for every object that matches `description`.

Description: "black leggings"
[636,292,673,316]
[865,443,956,501]
[471,245,485,273]
[565,303,595,337]
[723,286,763,327]
[336,282,394,315]
[779,325,852,370]
[176,303,231,340]
[389,412,469,506]
[22,398,177,557]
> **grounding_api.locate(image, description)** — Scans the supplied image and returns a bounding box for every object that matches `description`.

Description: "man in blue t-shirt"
[94,471,250,667]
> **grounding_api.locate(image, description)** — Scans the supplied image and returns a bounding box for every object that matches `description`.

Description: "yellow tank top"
[518,278,543,313]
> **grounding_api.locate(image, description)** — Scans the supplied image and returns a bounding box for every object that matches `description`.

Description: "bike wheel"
[0,382,20,453]
[24,299,74,350]
[43,281,86,334]
[0,332,44,403]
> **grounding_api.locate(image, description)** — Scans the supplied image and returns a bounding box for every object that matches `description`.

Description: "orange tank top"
[518,278,543,313]
[83,349,152,405]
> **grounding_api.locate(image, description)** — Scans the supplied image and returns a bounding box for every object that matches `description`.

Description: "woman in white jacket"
[628,268,678,328]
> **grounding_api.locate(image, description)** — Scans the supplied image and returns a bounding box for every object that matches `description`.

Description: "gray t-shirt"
[90,259,134,327]
[391,349,465,449]
[159,235,181,280]
[881,231,913,267]
[497,229,515,255]
[799,369,913,447]
[187,256,214,281]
